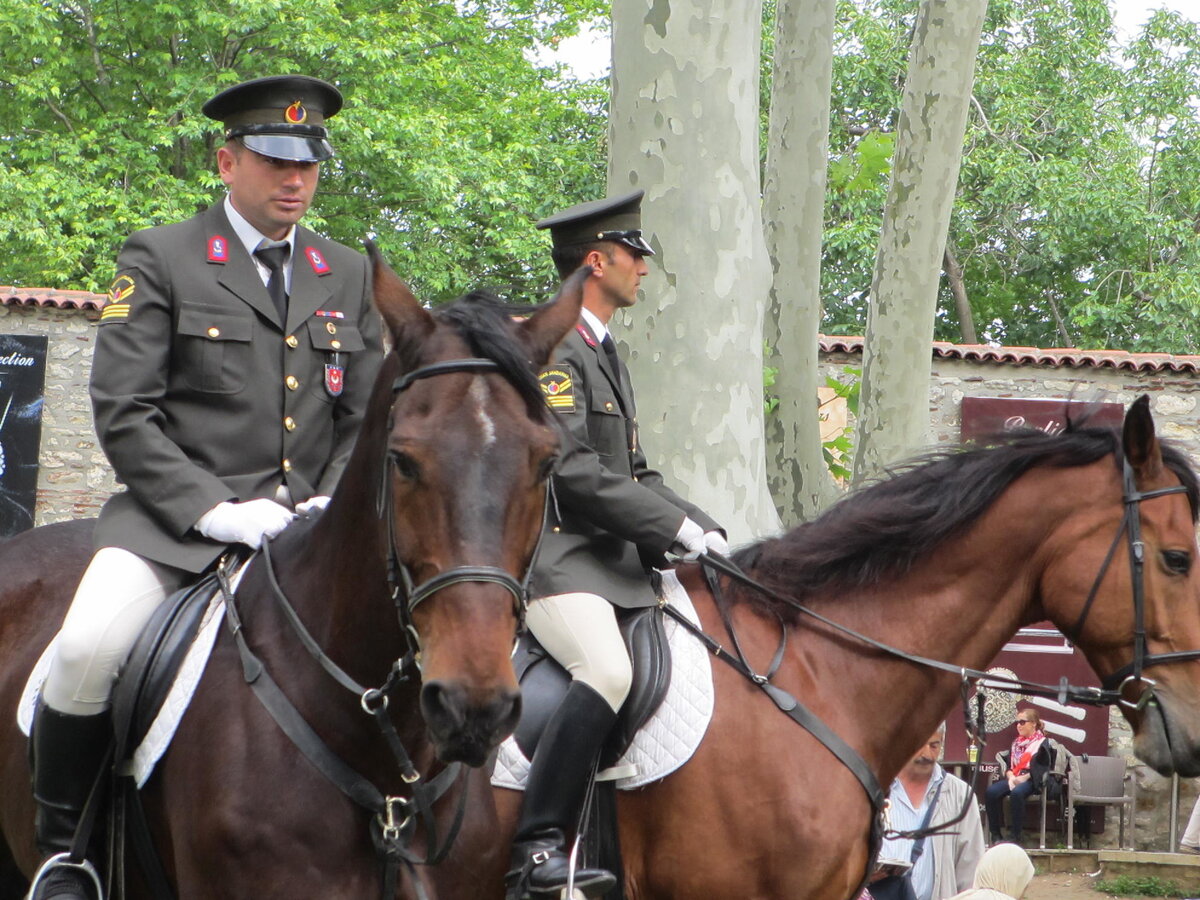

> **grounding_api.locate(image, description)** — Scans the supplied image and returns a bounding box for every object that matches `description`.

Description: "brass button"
[604,401,614,412]
[284,416,296,431]
[282,458,292,472]
[326,322,337,335]
[330,339,342,350]
[285,335,299,348]
[552,526,560,533]
[286,375,299,390]
[207,326,220,339]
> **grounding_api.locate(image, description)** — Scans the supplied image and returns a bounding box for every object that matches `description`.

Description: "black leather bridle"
[378,357,544,660]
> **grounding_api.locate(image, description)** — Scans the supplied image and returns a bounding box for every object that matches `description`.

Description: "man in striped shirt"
[872,724,985,900]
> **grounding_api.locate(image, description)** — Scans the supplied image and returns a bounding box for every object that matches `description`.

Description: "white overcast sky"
[554,2,1200,81]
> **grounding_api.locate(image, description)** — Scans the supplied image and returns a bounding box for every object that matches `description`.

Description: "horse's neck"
[791,465,1084,786]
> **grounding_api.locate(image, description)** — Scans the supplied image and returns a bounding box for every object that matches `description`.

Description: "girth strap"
[661,603,885,812]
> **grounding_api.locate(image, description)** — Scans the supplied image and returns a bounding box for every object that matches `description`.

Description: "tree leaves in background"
[0,0,607,304]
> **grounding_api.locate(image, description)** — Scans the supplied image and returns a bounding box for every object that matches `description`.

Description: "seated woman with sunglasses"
[984,709,1050,845]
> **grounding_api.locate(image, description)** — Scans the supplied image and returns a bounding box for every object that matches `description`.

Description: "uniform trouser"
[525,592,633,714]
[42,547,190,716]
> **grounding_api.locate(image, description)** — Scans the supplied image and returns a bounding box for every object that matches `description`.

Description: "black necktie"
[601,334,622,390]
[254,242,290,322]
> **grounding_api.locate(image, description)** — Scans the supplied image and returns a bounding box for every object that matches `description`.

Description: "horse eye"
[1161,549,1192,576]
[390,451,420,481]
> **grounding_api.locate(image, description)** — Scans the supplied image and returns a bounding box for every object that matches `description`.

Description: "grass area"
[1092,875,1191,897]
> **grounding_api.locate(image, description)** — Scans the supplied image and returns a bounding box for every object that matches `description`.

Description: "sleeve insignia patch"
[101,274,135,323]
[539,367,575,412]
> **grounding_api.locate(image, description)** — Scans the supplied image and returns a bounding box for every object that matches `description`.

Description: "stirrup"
[26,853,104,900]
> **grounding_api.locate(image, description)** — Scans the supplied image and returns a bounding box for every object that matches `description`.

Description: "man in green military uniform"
[26,75,382,900]
[507,190,726,898]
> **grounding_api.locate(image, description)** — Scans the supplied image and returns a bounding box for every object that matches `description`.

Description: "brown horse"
[0,251,585,899]
[490,397,1200,900]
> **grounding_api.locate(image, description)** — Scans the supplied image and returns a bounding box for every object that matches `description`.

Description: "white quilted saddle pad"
[18,562,247,788]
[492,569,715,791]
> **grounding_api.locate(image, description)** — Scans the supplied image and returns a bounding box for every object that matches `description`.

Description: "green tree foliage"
[0,0,607,301]
[821,0,1200,353]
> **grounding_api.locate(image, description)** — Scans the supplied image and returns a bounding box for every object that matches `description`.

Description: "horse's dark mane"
[431,289,547,420]
[730,421,1200,624]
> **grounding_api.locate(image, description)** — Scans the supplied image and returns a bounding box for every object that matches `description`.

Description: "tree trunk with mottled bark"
[608,0,781,542]
[852,0,989,485]
[763,0,841,526]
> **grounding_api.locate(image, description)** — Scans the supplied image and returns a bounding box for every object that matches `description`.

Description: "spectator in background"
[948,843,1035,900]
[1180,792,1200,853]
[871,723,985,900]
[985,708,1048,845]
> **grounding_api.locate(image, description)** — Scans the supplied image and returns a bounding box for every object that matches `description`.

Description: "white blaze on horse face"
[468,377,497,449]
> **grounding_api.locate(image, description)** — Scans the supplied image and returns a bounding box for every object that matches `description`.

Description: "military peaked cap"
[536,190,654,256]
[203,75,343,163]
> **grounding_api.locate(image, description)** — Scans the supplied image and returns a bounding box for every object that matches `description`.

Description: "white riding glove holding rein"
[671,516,707,560]
[703,531,729,557]
[195,499,295,549]
[295,495,331,515]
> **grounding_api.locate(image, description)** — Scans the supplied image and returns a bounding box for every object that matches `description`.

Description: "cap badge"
[285,101,308,124]
[305,246,331,275]
[207,235,229,264]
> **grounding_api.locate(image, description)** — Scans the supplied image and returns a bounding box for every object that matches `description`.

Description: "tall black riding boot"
[27,702,111,900]
[507,682,618,899]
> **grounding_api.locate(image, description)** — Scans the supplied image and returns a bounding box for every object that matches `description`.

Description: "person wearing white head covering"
[948,843,1035,900]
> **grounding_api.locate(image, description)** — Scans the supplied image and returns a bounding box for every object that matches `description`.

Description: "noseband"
[379,357,541,657]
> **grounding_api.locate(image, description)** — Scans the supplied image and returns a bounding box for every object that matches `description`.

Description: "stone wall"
[0,300,117,525]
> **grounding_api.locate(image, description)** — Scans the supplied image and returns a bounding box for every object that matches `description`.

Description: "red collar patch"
[305,246,331,276]
[575,323,597,348]
[207,235,229,264]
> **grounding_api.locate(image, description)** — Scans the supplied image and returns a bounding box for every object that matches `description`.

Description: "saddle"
[512,605,672,769]
[110,571,221,769]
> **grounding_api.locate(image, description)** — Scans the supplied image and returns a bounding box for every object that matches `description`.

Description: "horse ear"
[1123,394,1164,482]
[516,265,590,366]
[365,241,435,351]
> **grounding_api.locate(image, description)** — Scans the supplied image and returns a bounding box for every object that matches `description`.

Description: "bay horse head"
[365,245,583,766]
[1038,397,1200,774]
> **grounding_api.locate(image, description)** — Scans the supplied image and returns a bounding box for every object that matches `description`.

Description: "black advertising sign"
[0,334,48,536]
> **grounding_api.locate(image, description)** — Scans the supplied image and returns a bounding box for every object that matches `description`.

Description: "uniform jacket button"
[282,458,293,472]
[285,335,299,348]
[286,375,299,390]
[284,416,296,431]
[207,326,220,338]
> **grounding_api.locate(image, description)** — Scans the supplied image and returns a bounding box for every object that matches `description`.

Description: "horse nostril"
[421,680,468,731]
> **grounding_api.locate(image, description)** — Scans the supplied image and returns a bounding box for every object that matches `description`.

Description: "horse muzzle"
[420,680,522,767]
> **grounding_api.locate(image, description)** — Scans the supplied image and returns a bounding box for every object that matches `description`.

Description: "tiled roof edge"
[2,287,106,311]
[819,336,1200,375]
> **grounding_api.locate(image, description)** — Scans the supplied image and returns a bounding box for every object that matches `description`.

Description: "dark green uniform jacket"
[91,203,383,573]
[532,321,721,609]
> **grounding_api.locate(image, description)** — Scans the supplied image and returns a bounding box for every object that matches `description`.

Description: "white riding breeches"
[525,592,632,714]
[42,547,189,716]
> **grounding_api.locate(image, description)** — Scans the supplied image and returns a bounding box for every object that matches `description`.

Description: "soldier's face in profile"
[218,141,319,239]
[599,243,648,309]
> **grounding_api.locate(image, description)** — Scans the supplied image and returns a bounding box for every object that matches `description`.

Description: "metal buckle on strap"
[530,849,552,865]
[379,796,413,841]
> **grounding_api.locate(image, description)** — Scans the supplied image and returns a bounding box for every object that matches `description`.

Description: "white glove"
[295,495,331,515]
[195,499,295,549]
[703,530,729,557]
[670,516,706,561]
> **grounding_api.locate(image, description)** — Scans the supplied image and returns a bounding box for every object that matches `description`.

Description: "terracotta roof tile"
[819,335,1200,375]
[1,287,106,311]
